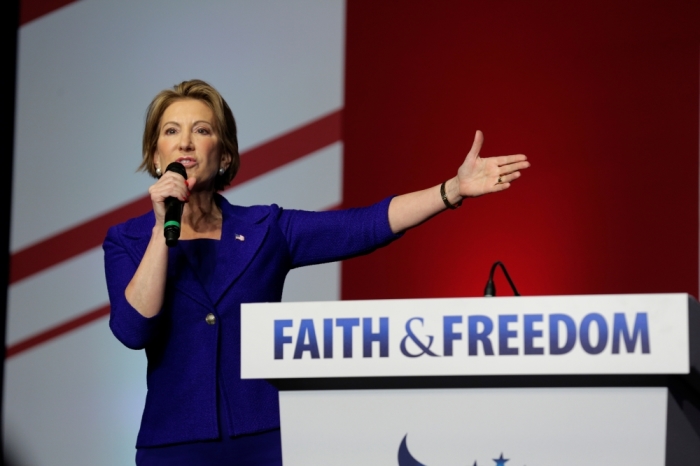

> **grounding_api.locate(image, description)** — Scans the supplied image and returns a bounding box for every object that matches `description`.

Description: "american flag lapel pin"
[235,234,245,242]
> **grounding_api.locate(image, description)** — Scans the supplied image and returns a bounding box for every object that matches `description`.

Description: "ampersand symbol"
[400,317,440,357]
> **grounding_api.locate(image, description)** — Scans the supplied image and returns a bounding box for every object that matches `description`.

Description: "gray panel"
[665,386,700,465]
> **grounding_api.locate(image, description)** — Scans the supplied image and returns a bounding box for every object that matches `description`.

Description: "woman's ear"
[221,152,232,169]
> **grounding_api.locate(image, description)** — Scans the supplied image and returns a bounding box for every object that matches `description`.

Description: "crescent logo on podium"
[398,434,516,466]
[397,435,426,466]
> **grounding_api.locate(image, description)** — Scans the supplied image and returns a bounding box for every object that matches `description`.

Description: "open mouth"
[176,157,197,167]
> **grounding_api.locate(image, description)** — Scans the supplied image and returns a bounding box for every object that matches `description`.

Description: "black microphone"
[484,261,520,297]
[163,162,188,247]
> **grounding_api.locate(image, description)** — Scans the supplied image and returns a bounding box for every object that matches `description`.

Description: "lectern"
[241,294,700,465]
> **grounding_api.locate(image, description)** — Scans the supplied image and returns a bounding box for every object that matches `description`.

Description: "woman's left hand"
[457,130,530,197]
[388,130,530,233]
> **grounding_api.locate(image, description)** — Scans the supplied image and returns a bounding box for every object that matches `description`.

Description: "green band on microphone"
[164,220,180,229]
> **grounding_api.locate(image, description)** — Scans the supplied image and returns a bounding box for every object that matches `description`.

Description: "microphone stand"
[483,261,520,297]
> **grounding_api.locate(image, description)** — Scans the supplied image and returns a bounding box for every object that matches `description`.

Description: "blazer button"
[205,313,216,325]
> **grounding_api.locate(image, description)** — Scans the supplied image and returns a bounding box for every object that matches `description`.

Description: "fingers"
[497,154,528,166]
[149,171,190,203]
[466,130,484,160]
[497,171,521,184]
[459,131,529,196]
[498,160,530,176]
[185,177,197,191]
[488,179,511,193]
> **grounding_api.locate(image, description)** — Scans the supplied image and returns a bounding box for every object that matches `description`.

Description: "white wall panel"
[223,142,342,211]
[7,247,106,345]
[5,320,146,466]
[7,142,342,346]
[281,387,668,465]
[13,0,344,251]
[7,1,346,464]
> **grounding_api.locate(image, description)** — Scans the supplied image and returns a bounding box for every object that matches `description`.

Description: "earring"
[219,167,225,175]
[155,167,162,176]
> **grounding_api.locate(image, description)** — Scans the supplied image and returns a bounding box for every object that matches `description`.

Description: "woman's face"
[154,99,230,191]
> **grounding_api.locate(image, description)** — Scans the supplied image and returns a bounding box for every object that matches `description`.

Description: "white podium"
[241,294,700,465]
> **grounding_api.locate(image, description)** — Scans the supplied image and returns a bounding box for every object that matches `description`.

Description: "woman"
[103,79,529,465]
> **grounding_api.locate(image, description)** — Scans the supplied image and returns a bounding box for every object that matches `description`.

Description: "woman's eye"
[164,128,176,135]
[196,127,210,135]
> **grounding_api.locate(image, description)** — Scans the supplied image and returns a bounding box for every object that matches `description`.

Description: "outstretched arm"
[388,131,530,233]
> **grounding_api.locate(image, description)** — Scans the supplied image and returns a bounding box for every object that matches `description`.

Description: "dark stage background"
[343,0,700,300]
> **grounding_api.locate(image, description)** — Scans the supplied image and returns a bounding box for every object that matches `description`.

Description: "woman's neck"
[179,190,223,239]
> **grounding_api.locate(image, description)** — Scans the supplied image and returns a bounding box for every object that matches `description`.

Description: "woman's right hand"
[147,173,195,226]
[126,172,195,318]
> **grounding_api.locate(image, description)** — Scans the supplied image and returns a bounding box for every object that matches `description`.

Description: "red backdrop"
[342,0,700,300]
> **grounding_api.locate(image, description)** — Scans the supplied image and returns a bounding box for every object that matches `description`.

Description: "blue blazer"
[103,195,400,447]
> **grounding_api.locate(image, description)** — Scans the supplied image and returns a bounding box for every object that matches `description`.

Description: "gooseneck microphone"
[163,162,188,248]
[483,261,520,297]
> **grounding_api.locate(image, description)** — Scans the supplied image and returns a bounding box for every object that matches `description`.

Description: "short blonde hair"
[139,80,240,191]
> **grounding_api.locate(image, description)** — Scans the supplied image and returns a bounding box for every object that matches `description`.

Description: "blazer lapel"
[121,212,154,265]
[119,197,270,308]
[208,198,270,306]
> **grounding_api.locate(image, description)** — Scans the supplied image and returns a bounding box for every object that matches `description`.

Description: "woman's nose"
[179,132,194,151]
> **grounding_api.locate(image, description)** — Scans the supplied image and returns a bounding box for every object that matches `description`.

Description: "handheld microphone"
[483,261,520,297]
[163,162,188,247]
